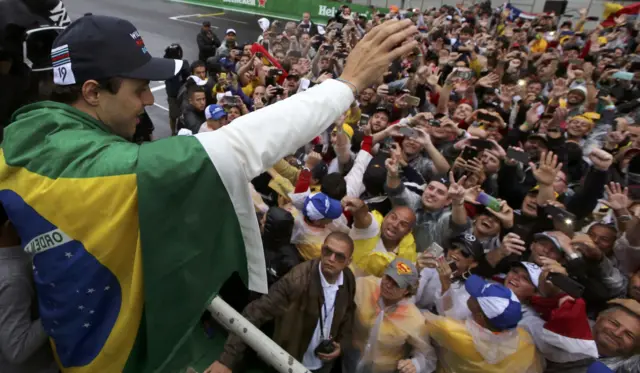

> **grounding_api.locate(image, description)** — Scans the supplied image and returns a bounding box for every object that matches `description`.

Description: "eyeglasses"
[321,245,347,263]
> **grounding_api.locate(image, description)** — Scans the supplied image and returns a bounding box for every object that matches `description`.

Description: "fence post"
[207,296,311,373]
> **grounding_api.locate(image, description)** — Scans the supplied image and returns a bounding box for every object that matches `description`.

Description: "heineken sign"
[206,0,383,21]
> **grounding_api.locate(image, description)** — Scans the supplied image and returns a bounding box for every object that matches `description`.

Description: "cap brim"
[464,274,487,298]
[121,58,183,81]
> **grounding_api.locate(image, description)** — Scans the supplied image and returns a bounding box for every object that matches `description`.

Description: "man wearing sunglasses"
[205,231,357,373]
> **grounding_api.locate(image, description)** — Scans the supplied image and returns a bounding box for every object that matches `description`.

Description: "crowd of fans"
[2,0,640,372]
[166,2,640,373]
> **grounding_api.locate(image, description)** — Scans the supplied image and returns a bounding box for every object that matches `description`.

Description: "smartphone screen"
[399,127,417,137]
[404,95,421,107]
[506,148,530,164]
[461,146,479,160]
[469,139,493,150]
[476,192,501,211]
[426,243,445,259]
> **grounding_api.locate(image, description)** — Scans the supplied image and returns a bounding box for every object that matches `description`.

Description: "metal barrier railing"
[207,296,311,373]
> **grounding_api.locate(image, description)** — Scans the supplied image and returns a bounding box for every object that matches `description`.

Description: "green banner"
[189,0,387,23]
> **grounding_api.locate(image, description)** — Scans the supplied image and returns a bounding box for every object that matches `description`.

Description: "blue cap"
[205,104,227,120]
[302,192,342,221]
[587,361,613,373]
[465,274,522,331]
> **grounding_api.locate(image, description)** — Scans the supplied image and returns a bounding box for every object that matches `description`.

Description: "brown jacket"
[219,259,356,368]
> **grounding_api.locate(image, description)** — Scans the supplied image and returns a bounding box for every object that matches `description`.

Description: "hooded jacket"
[262,207,300,286]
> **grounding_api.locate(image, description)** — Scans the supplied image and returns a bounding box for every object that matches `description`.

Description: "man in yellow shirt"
[424,275,543,373]
[342,197,417,278]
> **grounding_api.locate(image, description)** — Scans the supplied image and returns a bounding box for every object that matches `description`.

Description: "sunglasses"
[321,245,347,263]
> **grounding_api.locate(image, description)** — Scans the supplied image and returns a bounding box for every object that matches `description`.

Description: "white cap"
[257,18,270,32]
[226,28,236,35]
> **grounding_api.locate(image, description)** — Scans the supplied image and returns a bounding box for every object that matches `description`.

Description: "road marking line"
[197,12,225,17]
[151,84,166,92]
[153,103,169,111]
[170,13,202,19]
[168,0,300,22]
[169,16,216,27]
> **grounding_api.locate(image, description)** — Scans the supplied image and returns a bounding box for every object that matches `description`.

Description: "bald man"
[342,197,418,277]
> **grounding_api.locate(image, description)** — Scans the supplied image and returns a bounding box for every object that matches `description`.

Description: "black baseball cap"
[51,14,183,86]
[450,233,484,260]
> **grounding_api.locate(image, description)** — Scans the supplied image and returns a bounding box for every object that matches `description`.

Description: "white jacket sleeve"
[345,150,373,197]
[196,79,354,181]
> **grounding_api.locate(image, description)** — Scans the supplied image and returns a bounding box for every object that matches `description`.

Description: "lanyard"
[318,295,336,340]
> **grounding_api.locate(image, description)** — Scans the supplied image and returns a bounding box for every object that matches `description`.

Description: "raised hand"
[499,232,527,257]
[340,19,419,92]
[341,196,366,212]
[385,156,400,178]
[530,151,562,186]
[526,102,542,125]
[588,148,613,171]
[447,171,468,204]
[487,200,514,228]
[601,182,630,211]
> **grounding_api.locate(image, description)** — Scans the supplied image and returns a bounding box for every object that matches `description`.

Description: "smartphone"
[586,16,599,21]
[403,95,421,107]
[478,112,497,123]
[429,119,441,127]
[476,192,502,212]
[506,147,530,164]
[469,138,493,150]
[456,70,474,80]
[398,127,417,137]
[359,114,370,127]
[231,95,242,106]
[612,71,635,81]
[426,242,445,259]
[547,273,585,298]
[324,45,335,52]
[544,205,576,223]
[569,59,584,66]
[461,146,479,160]
[313,144,324,154]
[274,86,285,95]
[255,52,263,59]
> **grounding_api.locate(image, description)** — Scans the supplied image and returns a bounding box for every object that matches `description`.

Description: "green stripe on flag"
[5,101,138,178]
[126,135,250,372]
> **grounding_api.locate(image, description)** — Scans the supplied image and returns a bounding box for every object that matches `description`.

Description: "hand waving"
[530,151,562,186]
[601,182,630,211]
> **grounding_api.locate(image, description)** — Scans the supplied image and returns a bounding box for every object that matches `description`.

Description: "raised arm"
[195,19,420,181]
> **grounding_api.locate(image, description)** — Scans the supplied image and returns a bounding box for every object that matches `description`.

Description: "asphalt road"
[61,0,280,138]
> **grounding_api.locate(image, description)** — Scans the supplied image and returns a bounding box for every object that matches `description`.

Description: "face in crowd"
[368,111,390,133]
[380,207,416,243]
[593,305,640,357]
[504,266,537,301]
[421,181,451,211]
[320,233,353,280]
[189,91,206,112]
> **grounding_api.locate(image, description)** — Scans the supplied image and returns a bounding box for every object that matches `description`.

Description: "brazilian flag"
[0,101,268,372]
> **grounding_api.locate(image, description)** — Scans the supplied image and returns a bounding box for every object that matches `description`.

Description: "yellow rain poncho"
[349,276,436,373]
[424,312,544,373]
[351,211,417,277]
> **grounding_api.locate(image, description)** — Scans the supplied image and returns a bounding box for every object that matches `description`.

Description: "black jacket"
[196,29,220,61]
[180,105,205,134]
[262,207,300,287]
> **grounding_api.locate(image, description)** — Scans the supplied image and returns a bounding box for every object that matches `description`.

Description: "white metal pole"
[207,296,311,373]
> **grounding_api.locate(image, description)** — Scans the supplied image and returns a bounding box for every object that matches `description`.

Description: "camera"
[314,339,335,355]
